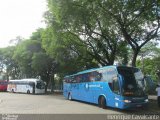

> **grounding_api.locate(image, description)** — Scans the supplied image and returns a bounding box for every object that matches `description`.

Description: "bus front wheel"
[98,96,106,109]
[68,93,72,101]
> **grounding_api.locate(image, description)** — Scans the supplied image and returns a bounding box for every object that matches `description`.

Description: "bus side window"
[95,72,102,81]
[81,73,89,82]
[113,80,120,94]
[89,71,102,82]
[63,78,67,83]
[64,77,71,83]
[72,78,77,83]
[89,72,95,82]
[75,75,81,83]
[108,70,116,81]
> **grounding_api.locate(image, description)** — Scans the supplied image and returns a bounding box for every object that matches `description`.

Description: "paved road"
[0,92,159,114]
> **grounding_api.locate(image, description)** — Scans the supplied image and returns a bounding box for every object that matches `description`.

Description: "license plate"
[136,105,142,107]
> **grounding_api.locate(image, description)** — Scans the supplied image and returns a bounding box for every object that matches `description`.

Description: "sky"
[0,0,47,48]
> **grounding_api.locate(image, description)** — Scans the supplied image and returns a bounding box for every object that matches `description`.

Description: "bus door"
[103,68,122,108]
[93,77,121,106]
[111,75,122,108]
[29,82,35,94]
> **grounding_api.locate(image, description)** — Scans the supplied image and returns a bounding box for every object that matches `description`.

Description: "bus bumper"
[121,102,148,109]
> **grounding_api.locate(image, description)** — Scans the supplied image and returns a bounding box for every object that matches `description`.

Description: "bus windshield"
[117,67,145,97]
[36,81,45,89]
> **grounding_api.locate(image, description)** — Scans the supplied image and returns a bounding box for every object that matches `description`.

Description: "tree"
[0,50,4,73]
[42,27,99,77]
[9,36,24,46]
[0,47,19,79]
[31,52,57,92]
[13,40,42,78]
[30,28,44,42]
[97,0,160,66]
[137,47,160,81]
[45,0,160,67]
[12,29,57,92]
[44,0,130,67]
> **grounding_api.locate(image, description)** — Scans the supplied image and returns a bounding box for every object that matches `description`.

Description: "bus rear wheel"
[12,89,14,93]
[27,90,30,94]
[98,96,106,109]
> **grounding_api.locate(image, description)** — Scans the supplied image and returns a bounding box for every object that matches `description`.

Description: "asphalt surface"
[0,92,121,114]
[0,92,159,120]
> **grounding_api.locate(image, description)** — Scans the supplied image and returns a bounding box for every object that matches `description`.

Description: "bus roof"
[65,65,117,78]
[9,78,41,82]
[64,65,138,78]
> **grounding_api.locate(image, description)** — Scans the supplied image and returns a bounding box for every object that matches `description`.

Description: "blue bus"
[63,65,148,109]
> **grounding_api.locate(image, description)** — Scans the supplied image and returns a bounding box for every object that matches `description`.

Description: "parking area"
[0,92,159,114]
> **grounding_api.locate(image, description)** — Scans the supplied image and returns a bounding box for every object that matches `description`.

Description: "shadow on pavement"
[68,98,160,114]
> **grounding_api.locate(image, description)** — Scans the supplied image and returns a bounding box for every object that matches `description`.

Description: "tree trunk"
[51,74,55,93]
[45,80,49,93]
[109,53,115,65]
[41,75,49,93]
[6,71,9,81]
[156,71,160,83]
[132,50,139,67]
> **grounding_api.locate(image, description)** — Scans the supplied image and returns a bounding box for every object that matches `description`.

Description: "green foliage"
[137,59,155,78]
[136,48,160,82]
[13,40,42,77]
[30,28,44,42]
[1,0,160,89]
[42,27,98,77]
[44,0,127,67]
[45,0,160,67]
[0,46,19,79]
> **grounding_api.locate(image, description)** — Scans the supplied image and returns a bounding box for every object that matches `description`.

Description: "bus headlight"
[144,99,149,102]
[123,100,132,103]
